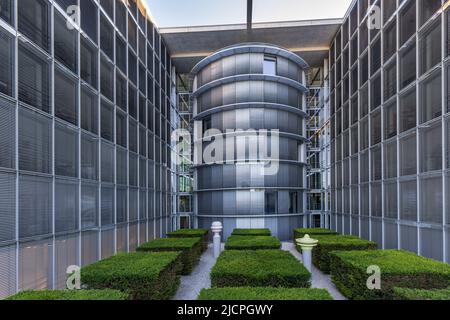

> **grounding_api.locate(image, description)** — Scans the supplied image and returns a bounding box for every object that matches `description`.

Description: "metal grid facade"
[0,0,176,297]
[329,0,450,262]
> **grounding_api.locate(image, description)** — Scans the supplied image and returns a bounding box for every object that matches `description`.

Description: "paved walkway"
[174,242,346,300]
[174,243,223,300]
[282,242,347,300]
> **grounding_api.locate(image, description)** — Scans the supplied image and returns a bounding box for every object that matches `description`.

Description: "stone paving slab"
[174,243,223,300]
[282,242,347,300]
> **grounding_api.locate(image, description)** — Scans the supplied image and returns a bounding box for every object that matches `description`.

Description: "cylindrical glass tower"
[191,43,309,240]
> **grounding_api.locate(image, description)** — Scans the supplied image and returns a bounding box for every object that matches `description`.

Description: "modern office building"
[0,0,177,297]
[0,0,448,299]
[191,44,309,240]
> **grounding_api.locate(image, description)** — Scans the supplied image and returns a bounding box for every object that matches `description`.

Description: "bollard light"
[211,222,223,258]
[295,234,319,272]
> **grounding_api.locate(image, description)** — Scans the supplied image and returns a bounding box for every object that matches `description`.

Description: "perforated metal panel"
[55,235,79,289]
[19,240,52,291]
[0,245,16,298]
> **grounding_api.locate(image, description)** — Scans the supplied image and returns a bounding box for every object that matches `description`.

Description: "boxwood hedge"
[81,252,182,300]
[6,289,129,300]
[392,287,450,300]
[330,250,450,300]
[225,235,281,250]
[299,235,377,274]
[231,228,271,236]
[211,250,311,288]
[137,237,202,275]
[198,287,333,300]
[293,228,338,240]
[167,228,209,251]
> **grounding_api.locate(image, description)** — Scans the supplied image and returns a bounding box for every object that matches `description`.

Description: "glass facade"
[0,0,176,297]
[329,0,449,262]
[192,44,308,240]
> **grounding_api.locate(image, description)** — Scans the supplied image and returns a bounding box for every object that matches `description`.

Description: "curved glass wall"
[192,43,308,240]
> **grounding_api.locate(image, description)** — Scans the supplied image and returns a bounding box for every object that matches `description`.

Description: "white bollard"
[211,222,223,258]
[295,234,319,272]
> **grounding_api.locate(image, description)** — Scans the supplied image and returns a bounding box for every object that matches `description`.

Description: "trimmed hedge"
[211,250,311,288]
[298,235,377,274]
[392,287,450,300]
[198,287,333,300]
[167,228,209,251]
[81,252,182,300]
[231,228,271,236]
[330,250,450,300]
[225,235,281,250]
[137,237,202,275]
[6,289,129,300]
[293,228,338,240]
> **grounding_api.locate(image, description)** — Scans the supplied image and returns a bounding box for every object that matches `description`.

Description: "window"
[19,175,52,238]
[100,0,114,19]
[19,108,51,174]
[371,74,381,110]
[399,87,417,132]
[400,133,417,176]
[139,95,146,126]
[116,110,127,147]
[18,0,50,51]
[55,68,78,125]
[81,87,98,134]
[0,172,15,241]
[100,14,113,60]
[371,146,382,181]
[265,191,277,214]
[81,38,98,89]
[55,179,79,233]
[420,122,442,173]
[115,0,127,36]
[80,0,98,43]
[81,134,98,181]
[0,99,15,169]
[128,14,137,50]
[55,123,78,178]
[0,30,13,97]
[116,148,127,185]
[101,58,114,101]
[129,120,138,153]
[384,182,397,219]
[0,0,13,25]
[264,56,277,75]
[400,0,416,45]
[289,192,298,214]
[18,44,50,113]
[420,175,443,224]
[129,84,137,119]
[101,100,114,142]
[384,140,397,179]
[129,153,138,187]
[101,142,114,183]
[400,180,417,221]
[384,100,397,139]
[420,70,442,123]
[129,50,137,85]
[81,183,99,230]
[116,35,127,74]
[54,11,77,73]
[419,20,441,76]
[384,20,396,62]
[116,187,127,223]
[400,41,416,89]
[116,72,127,111]
[420,0,441,27]
[370,38,381,75]
[384,61,397,101]
[383,0,396,22]
[447,64,450,113]
[101,186,114,226]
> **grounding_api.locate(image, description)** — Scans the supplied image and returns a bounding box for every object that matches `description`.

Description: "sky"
[147,0,354,28]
